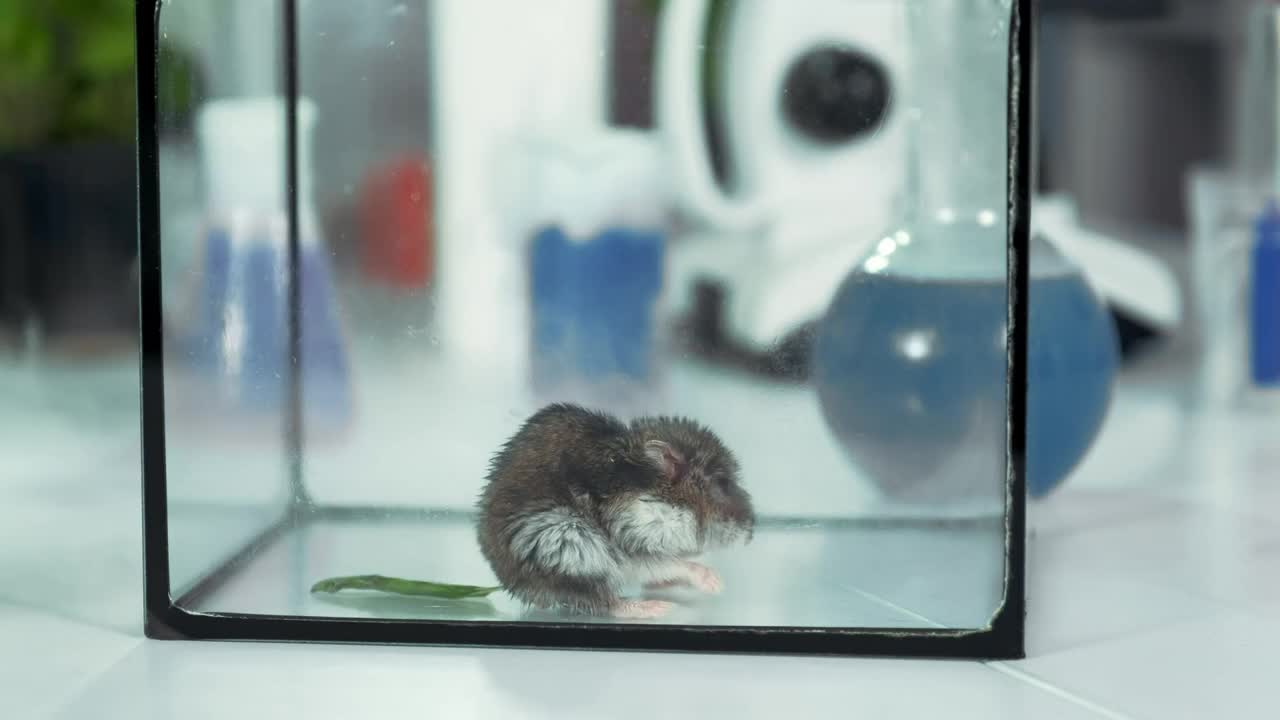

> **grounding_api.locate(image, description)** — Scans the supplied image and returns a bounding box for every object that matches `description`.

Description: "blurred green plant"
[55,0,136,143]
[0,0,200,150]
[0,0,65,148]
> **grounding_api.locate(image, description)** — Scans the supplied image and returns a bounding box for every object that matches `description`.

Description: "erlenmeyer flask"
[181,97,353,438]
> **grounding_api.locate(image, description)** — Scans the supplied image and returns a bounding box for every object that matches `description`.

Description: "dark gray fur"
[476,403,754,615]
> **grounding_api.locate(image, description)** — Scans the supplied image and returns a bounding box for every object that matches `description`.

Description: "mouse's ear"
[644,440,686,481]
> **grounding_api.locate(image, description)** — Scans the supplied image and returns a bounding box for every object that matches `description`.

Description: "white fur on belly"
[508,507,620,578]
[609,494,700,557]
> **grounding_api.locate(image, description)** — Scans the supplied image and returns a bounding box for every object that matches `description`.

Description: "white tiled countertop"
[2,350,1278,720]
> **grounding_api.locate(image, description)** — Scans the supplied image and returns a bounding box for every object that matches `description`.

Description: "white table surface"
[2,347,1278,720]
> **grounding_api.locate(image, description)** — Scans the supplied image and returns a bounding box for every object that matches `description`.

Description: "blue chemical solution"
[1250,207,1280,385]
[297,246,352,425]
[187,225,232,373]
[529,225,664,405]
[815,253,1117,503]
[180,219,351,434]
[241,234,285,412]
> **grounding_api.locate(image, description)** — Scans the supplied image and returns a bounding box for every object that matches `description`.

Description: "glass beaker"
[508,129,672,415]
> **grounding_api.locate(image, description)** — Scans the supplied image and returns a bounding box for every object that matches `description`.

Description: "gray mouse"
[477,402,755,619]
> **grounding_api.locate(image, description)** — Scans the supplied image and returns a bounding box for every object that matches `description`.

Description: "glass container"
[138,0,1031,658]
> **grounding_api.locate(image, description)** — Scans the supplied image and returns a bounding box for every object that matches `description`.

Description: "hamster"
[477,403,755,619]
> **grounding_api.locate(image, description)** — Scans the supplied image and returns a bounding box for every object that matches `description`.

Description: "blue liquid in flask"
[529,225,664,405]
[181,217,352,435]
[814,236,1117,503]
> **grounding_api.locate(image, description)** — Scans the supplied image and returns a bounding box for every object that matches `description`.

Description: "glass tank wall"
[151,0,1019,633]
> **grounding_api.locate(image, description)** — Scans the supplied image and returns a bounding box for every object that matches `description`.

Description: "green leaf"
[310,575,504,600]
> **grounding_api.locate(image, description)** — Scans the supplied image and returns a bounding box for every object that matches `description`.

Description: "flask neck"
[905,0,1010,221]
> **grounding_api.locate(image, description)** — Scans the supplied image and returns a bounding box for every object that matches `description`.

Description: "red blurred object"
[360,154,434,289]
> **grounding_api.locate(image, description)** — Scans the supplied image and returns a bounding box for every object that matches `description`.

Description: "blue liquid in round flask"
[814,228,1118,505]
[812,0,1117,507]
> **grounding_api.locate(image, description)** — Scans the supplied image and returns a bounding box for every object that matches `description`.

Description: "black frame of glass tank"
[136,0,1032,659]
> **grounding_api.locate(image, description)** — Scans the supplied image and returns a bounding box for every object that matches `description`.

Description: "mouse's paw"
[641,560,723,594]
[611,599,674,620]
[683,560,722,594]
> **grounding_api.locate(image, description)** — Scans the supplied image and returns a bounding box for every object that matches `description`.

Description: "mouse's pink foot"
[683,560,722,594]
[611,599,673,620]
[642,560,722,594]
